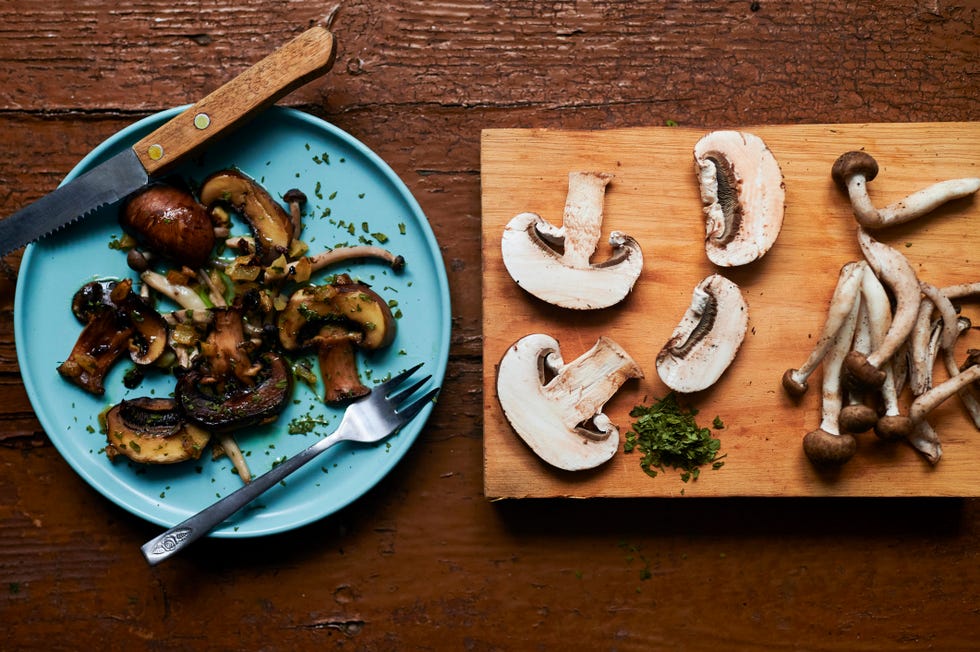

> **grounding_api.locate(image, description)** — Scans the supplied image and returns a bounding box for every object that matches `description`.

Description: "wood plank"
[482,122,980,498]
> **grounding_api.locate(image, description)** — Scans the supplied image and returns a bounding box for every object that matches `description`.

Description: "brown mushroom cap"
[874,414,913,441]
[120,183,215,269]
[839,403,878,434]
[831,151,879,190]
[802,428,858,466]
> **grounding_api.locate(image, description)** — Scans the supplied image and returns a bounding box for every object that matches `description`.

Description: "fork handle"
[140,425,349,565]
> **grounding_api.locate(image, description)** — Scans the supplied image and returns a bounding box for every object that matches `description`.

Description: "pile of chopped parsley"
[623,393,726,482]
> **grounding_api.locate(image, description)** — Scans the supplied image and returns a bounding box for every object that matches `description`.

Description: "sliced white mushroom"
[693,130,785,267]
[656,274,748,393]
[496,333,643,471]
[845,228,922,388]
[831,151,980,229]
[501,171,643,310]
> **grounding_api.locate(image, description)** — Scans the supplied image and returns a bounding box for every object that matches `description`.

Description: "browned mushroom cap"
[176,352,294,432]
[120,183,215,269]
[104,397,210,464]
[199,169,295,265]
[831,151,879,191]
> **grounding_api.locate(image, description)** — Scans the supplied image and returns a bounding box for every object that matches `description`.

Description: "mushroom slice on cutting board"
[694,130,785,266]
[656,274,748,393]
[496,334,643,471]
[500,171,643,310]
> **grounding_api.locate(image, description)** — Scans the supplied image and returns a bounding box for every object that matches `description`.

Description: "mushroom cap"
[781,368,808,397]
[656,274,748,394]
[831,151,879,190]
[802,428,857,466]
[874,414,912,441]
[496,333,643,471]
[693,130,785,267]
[838,403,878,434]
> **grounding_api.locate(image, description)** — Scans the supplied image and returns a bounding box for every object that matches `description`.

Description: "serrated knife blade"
[0,26,336,257]
[0,149,148,256]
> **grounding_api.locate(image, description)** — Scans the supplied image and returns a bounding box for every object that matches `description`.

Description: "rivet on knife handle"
[132,26,337,176]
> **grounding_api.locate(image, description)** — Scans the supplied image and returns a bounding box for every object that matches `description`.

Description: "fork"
[140,362,438,565]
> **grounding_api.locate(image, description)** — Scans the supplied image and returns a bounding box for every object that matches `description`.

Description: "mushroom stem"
[839,303,879,434]
[845,228,921,387]
[140,270,210,311]
[782,261,865,396]
[802,286,860,466]
[832,151,980,229]
[905,363,980,463]
[943,345,980,428]
[215,432,252,483]
[283,189,307,239]
[307,245,406,273]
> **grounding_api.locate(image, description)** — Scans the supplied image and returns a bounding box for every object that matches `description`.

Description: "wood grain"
[483,123,980,498]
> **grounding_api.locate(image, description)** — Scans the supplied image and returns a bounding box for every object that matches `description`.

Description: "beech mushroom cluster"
[62,171,403,482]
[784,151,980,467]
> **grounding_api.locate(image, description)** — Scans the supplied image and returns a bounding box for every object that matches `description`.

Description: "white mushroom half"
[656,274,748,393]
[501,171,644,310]
[694,130,785,266]
[496,334,643,471]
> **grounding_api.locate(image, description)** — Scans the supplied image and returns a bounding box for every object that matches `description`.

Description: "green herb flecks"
[623,393,726,482]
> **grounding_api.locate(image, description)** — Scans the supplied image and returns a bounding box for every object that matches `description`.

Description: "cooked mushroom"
[58,279,169,395]
[104,398,210,465]
[120,183,216,269]
[831,151,980,229]
[276,275,397,404]
[176,351,293,433]
[496,334,643,471]
[199,169,295,265]
[845,228,921,388]
[500,171,643,310]
[656,274,748,394]
[693,130,785,266]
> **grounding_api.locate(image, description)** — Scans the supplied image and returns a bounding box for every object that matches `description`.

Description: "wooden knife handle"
[132,26,337,176]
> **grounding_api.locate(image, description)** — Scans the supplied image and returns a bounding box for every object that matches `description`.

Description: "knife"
[0,26,336,257]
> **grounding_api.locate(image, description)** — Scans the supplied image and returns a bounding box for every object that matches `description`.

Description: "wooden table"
[1,2,977,649]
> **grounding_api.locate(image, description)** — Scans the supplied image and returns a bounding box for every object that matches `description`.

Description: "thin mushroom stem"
[140,270,209,311]
[802,291,861,466]
[215,432,252,484]
[859,268,912,440]
[782,261,865,396]
[832,151,980,229]
[941,281,980,300]
[306,245,405,273]
[905,363,980,464]
[943,342,980,428]
[845,228,921,387]
[839,302,878,434]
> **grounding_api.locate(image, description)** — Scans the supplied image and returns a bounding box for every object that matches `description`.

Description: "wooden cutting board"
[481,122,980,498]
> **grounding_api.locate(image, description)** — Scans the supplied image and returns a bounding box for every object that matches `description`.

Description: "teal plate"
[14,106,451,537]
